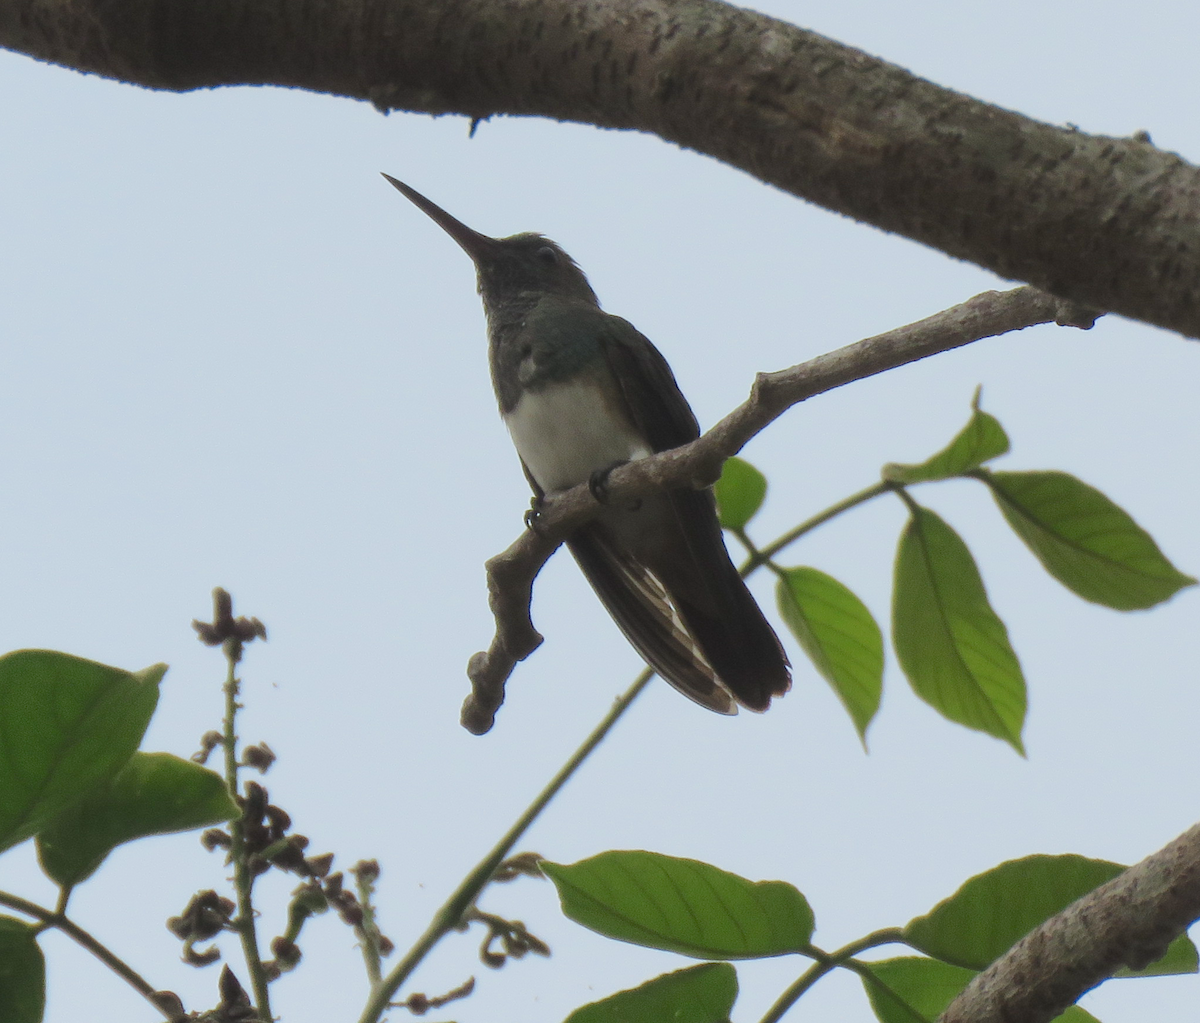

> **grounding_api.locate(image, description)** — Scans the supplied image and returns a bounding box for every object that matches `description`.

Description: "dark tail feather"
[652,489,791,712]
[568,487,791,713]
[568,525,737,714]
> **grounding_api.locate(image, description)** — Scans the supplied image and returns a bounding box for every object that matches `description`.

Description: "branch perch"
[463,529,557,734]
[1,0,1196,336]
[462,285,1094,732]
[939,819,1200,1023]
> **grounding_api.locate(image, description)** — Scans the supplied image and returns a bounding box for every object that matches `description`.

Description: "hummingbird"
[383,175,791,714]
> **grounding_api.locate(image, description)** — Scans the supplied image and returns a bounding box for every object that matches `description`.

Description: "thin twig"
[758,928,908,1023]
[0,889,183,1021]
[222,639,272,1019]
[357,668,656,1023]
[353,864,385,988]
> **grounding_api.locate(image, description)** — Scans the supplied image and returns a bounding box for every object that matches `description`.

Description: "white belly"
[504,379,652,493]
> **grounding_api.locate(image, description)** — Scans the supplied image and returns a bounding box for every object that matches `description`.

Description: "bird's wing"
[595,315,701,451]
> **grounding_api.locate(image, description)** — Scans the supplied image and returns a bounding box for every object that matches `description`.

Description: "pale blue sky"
[2,1,1199,1020]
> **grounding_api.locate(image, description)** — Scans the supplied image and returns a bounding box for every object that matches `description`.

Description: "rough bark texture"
[939,820,1200,1023]
[3,0,1200,338]
[524,286,1089,538]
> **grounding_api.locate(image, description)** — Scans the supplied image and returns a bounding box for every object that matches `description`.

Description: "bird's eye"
[536,246,559,265]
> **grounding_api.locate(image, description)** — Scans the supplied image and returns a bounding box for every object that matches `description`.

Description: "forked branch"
[461,285,1097,733]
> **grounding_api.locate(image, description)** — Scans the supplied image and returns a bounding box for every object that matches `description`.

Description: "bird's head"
[383,174,598,309]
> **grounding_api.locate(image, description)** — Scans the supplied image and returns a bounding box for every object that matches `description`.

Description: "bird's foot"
[589,462,642,511]
[523,495,545,533]
[588,462,625,504]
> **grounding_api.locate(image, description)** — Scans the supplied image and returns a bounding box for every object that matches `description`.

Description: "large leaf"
[542,851,813,959]
[883,394,1010,485]
[892,507,1025,752]
[776,567,883,744]
[0,651,165,853]
[564,963,737,1023]
[983,470,1195,610]
[0,916,46,1023]
[37,752,237,886]
[862,958,1099,1023]
[904,853,1197,977]
[714,457,767,532]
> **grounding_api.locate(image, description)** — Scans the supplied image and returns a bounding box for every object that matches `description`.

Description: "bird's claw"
[588,463,622,504]
[589,462,641,510]
[523,496,544,533]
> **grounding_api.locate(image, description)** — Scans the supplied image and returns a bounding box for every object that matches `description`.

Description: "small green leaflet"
[564,963,737,1023]
[892,506,1026,752]
[883,391,1010,485]
[776,567,882,744]
[37,752,237,886]
[0,651,165,854]
[542,850,813,959]
[982,469,1195,610]
[715,457,767,531]
[903,853,1198,975]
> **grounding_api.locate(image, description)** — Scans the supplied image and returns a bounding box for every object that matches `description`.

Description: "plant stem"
[358,479,892,1022]
[357,667,655,1023]
[740,481,892,573]
[0,889,178,1021]
[355,873,384,988]
[222,638,272,1020]
[759,928,907,1023]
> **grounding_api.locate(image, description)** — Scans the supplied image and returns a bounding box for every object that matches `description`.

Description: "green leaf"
[776,567,883,744]
[0,652,165,854]
[714,457,767,531]
[903,852,1197,980]
[36,752,237,886]
[883,392,1010,485]
[983,470,1195,610]
[564,963,737,1023]
[905,854,1122,969]
[861,956,976,1023]
[542,851,813,959]
[891,506,1026,752]
[0,916,46,1023]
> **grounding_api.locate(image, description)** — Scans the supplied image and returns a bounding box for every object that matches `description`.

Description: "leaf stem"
[356,667,655,1023]
[222,638,272,1020]
[759,928,908,1023]
[740,481,893,572]
[0,888,179,1020]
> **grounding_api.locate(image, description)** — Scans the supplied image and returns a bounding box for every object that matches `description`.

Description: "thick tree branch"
[2,0,1198,337]
[939,820,1200,1023]
[462,285,1091,731]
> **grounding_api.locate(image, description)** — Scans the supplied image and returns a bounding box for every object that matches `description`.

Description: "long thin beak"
[381,173,501,264]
